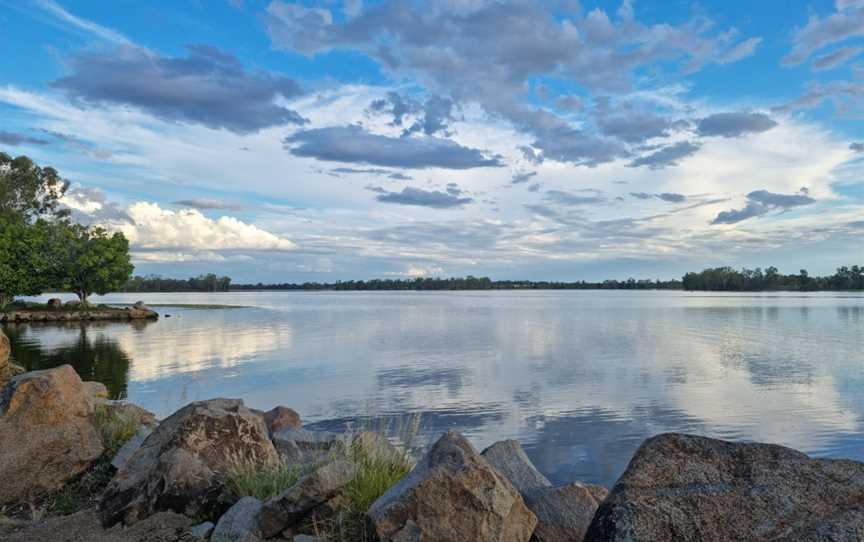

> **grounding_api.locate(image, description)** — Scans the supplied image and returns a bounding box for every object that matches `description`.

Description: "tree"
[54,224,134,305]
[0,218,54,308]
[0,153,70,223]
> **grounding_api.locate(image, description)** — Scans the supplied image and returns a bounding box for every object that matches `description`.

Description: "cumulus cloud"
[712,189,816,225]
[696,112,778,138]
[115,202,296,250]
[60,185,129,224]
[53,45,306,133]
[284,125,502,169]
[374,186,473,208]
[628,141,700,169]
[265,0,756,167]
[850,141,864,152]
[0,131,49,146]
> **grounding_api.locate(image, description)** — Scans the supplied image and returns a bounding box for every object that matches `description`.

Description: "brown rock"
[368,430,537,542]
[47,298,63,309]
[0,365,105,504]
[258,459,358,538]
[527,483,607,542]
[99,398,277,526]
[482,439,605,542]
[0,329,23,386]
[3,509,192,542]
[585,433,864,542]
[263,405,301,434]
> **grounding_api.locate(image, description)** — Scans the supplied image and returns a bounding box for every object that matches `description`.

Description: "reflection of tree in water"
[2,323,140,400]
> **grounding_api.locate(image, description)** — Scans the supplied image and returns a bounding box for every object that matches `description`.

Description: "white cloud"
[114,202,296,251]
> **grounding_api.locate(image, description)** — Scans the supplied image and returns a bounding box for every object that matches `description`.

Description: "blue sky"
[0,0,862,282]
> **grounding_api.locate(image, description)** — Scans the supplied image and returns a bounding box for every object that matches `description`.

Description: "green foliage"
[682,265,864,291]
[53,224,134,305]
[49,460,114,516]
[0,219,54,308]
[225,457,303,501]
[343,444,412,514]
[123,273,232,292]
[93,405,140,457]
[0,152,69,223]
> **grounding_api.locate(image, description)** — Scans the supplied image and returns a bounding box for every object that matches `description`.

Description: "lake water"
[4,290,863,487]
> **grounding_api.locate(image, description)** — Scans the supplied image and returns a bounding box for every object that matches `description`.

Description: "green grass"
[93,405,141,457]
[49,459,115,516]
[225,457,303,501]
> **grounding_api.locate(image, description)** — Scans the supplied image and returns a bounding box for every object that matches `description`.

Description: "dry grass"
[92,406,140,457]
[225,456,303,501]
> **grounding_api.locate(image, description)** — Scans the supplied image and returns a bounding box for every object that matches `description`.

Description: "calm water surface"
[4,290,863,486]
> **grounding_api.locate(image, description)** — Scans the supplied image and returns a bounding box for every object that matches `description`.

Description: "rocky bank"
[0,300,159,323]
[1,335,863,541]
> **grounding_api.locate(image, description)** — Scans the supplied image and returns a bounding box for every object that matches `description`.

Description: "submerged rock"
[0,365,104,504]
[482,439,606,542]
[99,398,277,526]
[586,432,864,542]
[368,430,537,542]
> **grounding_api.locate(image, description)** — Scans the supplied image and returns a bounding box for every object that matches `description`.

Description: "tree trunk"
[0,294,12,310]
[77,290,89,307]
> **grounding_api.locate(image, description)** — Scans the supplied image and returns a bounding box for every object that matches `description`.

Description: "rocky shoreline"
[1,331,863,541]
[0,300,159,323]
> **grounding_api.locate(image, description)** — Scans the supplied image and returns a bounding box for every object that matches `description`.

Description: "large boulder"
[482,440,606,542]
[258,459,358,538]
[586,433,864,542]
[99,398,278,526]
[368,430,537,542]
[0,365,105,503]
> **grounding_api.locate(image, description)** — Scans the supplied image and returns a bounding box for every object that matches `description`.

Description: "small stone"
[272,428,351,464]
[190,521,215,540]
[263,405,302,434]
[211,497,263,542]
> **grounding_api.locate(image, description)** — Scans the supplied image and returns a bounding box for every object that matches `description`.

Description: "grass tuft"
[93,405,140,457]
[225,457,303,501]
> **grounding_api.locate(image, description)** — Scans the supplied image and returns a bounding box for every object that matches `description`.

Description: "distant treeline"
[231,276,683,291]
[122,266,863,293]
[682,266,864,291]
[123,273,231,292]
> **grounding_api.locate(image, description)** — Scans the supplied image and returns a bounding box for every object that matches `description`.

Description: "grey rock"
[111,425,155,471]
[482,439,551,496]
[258,459,358,538]
[292,536,323,542]
[99,398,277,526]
[368,430,537,542]
[211,497,263,542]
[585,433,864,542]
[190,521,215,540]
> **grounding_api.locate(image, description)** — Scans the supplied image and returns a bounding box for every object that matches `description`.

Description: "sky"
[0,0,862,283]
